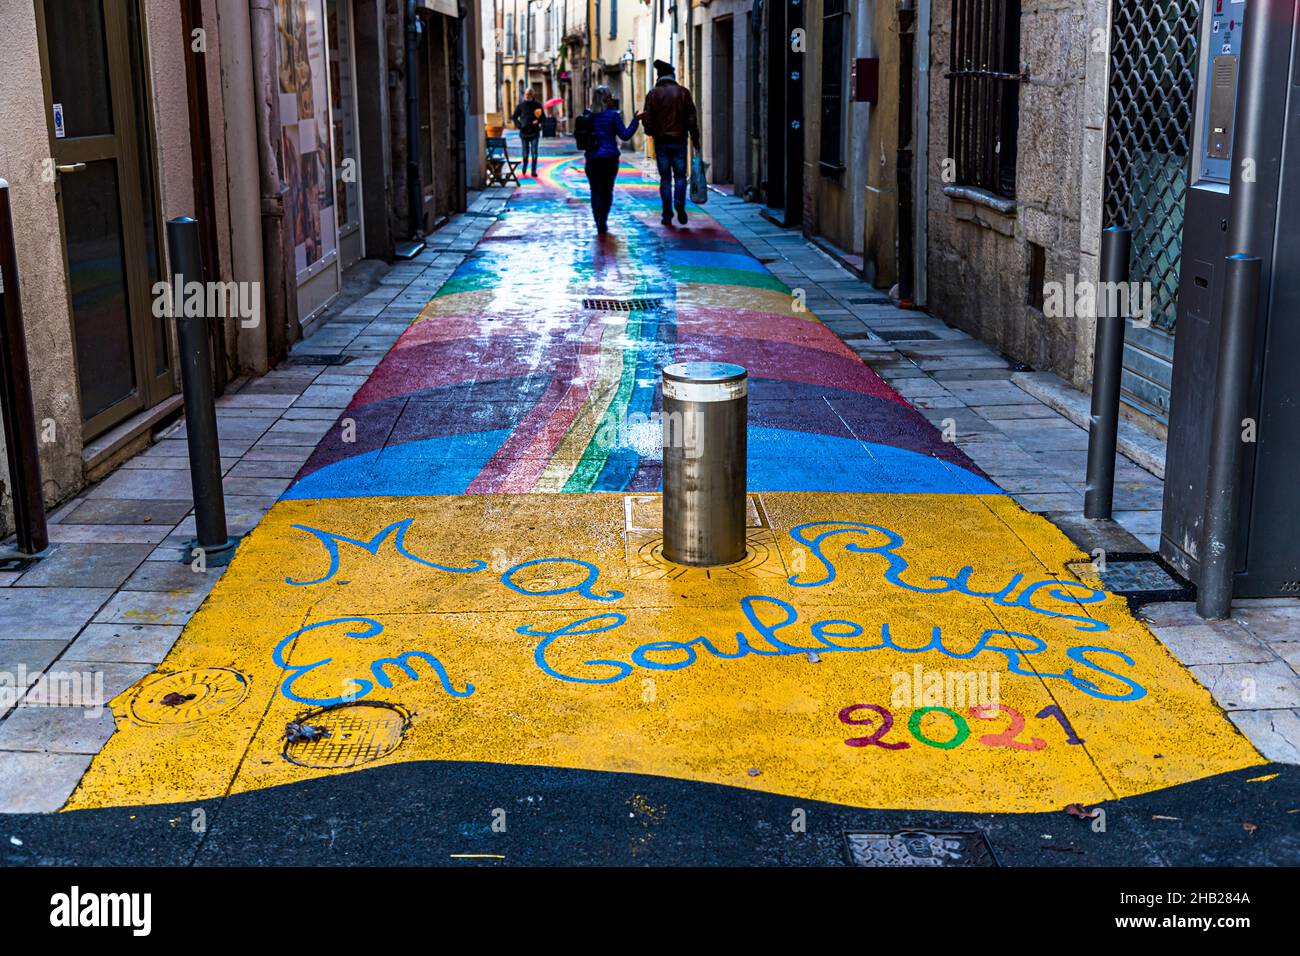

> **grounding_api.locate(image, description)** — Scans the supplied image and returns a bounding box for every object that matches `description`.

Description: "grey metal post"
[166,217,236,564]
[1198,254,1261,619]
[1084,225,1133,519]
[0,180,49,554]
[662,362,748,566]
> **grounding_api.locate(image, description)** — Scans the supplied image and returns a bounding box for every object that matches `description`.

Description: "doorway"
[36,0,174,439]
[712,17,735,184]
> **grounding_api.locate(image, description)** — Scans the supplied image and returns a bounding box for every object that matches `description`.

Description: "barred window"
[947,0,1024,198]
[819,0,849,169]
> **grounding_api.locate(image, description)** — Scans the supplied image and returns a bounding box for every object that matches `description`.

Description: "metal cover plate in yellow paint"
[129,668,250,725]
[283,703,410,769]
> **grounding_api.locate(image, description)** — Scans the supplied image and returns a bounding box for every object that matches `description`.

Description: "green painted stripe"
[670,264,789,292]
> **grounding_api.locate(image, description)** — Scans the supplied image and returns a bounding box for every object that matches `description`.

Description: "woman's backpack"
[574,111,598,152]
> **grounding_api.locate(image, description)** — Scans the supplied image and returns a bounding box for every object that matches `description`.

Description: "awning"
[418,0,460,17]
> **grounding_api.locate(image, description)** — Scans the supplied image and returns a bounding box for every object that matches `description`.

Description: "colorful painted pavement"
[61,136,1269,828]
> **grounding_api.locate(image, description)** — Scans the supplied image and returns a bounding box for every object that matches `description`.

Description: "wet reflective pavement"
[10,135,1296,866]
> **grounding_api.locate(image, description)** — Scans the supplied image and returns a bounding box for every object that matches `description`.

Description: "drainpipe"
[896,0,915,303]
[248,0,297,363]
[406,0,424,238]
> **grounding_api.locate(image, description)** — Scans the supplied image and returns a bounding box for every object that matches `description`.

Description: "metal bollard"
[662,362,748,566]
[166,217,237,566]
[0,180,49,555]
[1084,225,1132,520]
[1198,254,1262,620]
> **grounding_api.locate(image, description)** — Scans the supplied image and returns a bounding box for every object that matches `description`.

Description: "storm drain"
[1066,553,1192,607]
[282,701,411,769]
[582,297,665,312]
[875,329,941,342]
[130,668,250,725]
[845,830,998,867]
[283,352,355,367]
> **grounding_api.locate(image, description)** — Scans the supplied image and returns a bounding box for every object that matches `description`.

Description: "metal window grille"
[819,0,848,169]
[1102,0,1199,332]
[946,0,1024,199]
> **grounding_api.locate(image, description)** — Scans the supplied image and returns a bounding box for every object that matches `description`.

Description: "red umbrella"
[543,97,564,110]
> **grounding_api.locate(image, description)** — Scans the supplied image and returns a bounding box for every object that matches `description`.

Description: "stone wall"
[926,0,1107,388]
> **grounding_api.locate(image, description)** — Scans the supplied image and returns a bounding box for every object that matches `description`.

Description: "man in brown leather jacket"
[642,60,701,227]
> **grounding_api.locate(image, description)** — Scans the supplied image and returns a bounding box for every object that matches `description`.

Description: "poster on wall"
[276,0,337,278]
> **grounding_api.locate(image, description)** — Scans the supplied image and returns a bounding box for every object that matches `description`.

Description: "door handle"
[54,162,86,174]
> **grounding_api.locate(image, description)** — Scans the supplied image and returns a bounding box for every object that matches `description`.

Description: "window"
[819,0,848,169]
[610,0,618,39]
[947,0,1023,198]
[505,13,514,54]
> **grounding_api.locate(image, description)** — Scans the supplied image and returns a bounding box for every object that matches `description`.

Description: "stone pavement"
[0,137,1294,865]
[0,188,510,811]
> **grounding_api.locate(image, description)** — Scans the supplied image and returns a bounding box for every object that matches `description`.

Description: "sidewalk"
[0,188,510,811]
[0,138,1294,865]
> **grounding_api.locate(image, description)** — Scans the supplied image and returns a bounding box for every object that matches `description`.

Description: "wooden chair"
[485,136,520,186]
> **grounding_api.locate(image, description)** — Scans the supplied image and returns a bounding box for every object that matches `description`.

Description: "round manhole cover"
[130,667,250,725]
[283,702,411,769]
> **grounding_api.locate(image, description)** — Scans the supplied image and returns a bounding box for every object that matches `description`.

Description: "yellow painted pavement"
[66,491,1262,813]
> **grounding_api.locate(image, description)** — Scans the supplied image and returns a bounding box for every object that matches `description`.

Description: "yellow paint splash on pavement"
[66,492,1262,814]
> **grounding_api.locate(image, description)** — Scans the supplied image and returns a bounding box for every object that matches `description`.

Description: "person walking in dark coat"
[582,86,640,236]
[641,59,700,226]
[512,87,544,178]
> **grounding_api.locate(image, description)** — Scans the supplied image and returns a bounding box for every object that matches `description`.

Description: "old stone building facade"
[924,0,1109,393]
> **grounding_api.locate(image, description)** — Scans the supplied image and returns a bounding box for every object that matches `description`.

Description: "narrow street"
[2,136,1291,866]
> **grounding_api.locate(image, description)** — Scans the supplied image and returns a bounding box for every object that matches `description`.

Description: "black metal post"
[1198,254,1261,619]
[166,217,236,565]
[1084,225,1133,519]
[0,180,49,555]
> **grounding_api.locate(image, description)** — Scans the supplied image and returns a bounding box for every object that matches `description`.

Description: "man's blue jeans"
[521,135,540,175]
[655,142,688,215]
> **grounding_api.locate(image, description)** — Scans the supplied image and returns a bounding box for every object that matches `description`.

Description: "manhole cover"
[130,668,250,725]
[845,830,998,867]
[582,297,665,311]
[283,702,411,769]
[875,329,940,341]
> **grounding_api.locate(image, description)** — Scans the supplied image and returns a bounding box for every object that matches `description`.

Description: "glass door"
[37,0,172,439]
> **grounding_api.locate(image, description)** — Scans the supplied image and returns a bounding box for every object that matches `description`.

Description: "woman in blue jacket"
[583,86,640,235]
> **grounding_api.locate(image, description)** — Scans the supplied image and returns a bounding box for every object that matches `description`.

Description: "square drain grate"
[875,329,941,341]
[845,830,998,867]
[283,352,355,367]
[583,297,665,312]
[1066,553,1192,606]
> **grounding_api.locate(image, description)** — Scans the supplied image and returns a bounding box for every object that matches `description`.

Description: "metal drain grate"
[283,352,355,367]
[875,329,940,341]
[282,701,410,769]
[845,830,998,867]
[130,668,250,725]
[1067,553,1192,607]
[583,297,665,312]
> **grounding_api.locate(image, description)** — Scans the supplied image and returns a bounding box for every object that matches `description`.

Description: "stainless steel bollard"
[662,362,748,566]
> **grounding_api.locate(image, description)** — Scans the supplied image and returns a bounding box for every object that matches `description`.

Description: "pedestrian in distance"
[641,59,701,227]
[512,87,544,178]
[576,86,640,237]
